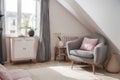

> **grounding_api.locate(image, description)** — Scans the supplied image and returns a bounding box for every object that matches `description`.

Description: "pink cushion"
[8,69,30,80]
[80,37,98,51]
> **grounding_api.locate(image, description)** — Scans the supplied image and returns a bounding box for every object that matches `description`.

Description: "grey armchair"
[66,34,108,74]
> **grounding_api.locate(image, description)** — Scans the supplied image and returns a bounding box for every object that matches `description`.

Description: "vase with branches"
[54,32,64,47]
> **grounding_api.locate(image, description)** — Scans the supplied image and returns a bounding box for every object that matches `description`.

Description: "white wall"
[49,0,91,60]
[76,0,120,53]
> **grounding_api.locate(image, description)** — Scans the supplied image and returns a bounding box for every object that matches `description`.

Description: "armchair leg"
[92,64,95,74]
[71,61,74,69]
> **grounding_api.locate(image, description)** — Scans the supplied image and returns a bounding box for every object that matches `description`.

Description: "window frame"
[5,0,37,35]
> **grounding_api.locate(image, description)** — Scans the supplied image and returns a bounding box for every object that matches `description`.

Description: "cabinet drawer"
[13,38,24,41]
[25,38,34,41]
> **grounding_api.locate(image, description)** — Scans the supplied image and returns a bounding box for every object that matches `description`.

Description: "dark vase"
[28,29,34,37]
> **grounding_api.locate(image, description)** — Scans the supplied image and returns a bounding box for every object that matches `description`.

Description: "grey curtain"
[37,0,51,62]
[0,0,7,64]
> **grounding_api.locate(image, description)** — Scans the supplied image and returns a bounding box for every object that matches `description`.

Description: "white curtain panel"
[36,0,41,36]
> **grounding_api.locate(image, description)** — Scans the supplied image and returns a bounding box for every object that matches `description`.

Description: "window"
[5,0,37,36]
[12,19,16,26]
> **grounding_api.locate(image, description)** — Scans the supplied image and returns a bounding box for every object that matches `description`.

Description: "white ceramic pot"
[58,41,64,47]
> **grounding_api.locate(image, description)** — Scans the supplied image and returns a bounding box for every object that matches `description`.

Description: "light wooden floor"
[5,61,120,80]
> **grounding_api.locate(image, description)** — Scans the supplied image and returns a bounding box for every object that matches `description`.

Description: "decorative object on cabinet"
[10,37,38,63]
[28,29,35,37]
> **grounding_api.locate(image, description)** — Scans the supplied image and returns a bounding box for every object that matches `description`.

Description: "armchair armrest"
[66,38,83,56]
[94,45,108,65]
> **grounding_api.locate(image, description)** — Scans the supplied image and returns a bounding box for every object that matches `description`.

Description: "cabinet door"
[13,38,26,59]
[24,38,35,59]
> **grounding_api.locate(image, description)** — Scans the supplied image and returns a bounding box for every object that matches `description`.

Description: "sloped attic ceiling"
[57,0,120,63]
[76,0,120,53]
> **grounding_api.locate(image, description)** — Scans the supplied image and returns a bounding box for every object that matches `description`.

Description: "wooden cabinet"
[10,37,38,62]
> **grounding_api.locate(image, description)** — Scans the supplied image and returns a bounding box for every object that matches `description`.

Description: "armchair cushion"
[80,37,98,51]
[70,50,94,59]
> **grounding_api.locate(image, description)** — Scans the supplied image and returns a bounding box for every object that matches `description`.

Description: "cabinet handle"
[23,48,26,50]
[25,39,34,41]
[14,39,22,41]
